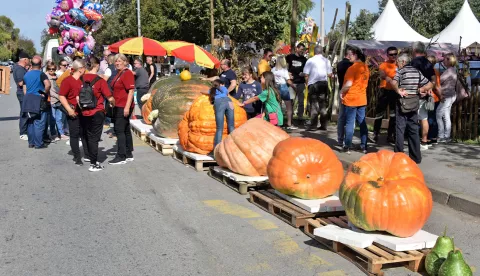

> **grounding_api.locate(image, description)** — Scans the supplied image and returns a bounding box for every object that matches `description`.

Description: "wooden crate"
[304,217,429,276]
[0,66,10,95]
[249,190,345,228]
[208,166,270,195]
[172,146,217,172]
[130,120,152,141]
[145,133,177,156]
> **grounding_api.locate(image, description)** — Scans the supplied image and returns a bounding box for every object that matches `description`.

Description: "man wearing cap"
[13,51,30,140]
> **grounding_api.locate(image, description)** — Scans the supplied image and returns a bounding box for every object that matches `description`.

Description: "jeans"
[373,88,397,137]
[436,95,456,139]
[337,103,346,145]
[427,102,439,140]
[67,115,89,159]
[17,93,28,135]
[43,104,58,138]
[26,111,47,148]
[308,81,328,129]
[51,105,65,136]
[81,111,105,165]
[292,83,306,117]
[395,105,421,164]
[113,107,134,158]
[344,106,367,149]
[136,88,149,112]
[213,97,235,148]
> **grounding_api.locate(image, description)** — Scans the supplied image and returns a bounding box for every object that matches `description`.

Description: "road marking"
[244,262,272,272]
[317,270,346,276]
[297,254,331,269]
[203,200,261,218]
[248,219,278,230]
[269,231,301,255]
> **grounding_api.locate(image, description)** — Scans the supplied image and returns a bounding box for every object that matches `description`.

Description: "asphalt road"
[0,78,478,276]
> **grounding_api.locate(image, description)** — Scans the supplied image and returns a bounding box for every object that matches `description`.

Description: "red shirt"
[111,69,135,108]
[81,74,113,116]
[59,75,82,106]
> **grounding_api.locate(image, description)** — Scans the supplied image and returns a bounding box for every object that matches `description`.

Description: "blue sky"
[1,0,379,52]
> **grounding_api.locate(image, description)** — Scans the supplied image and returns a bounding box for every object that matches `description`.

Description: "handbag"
[455,75,470,102]
[259,89,279,126]
[425,95,435,111]
[399,95,420,113]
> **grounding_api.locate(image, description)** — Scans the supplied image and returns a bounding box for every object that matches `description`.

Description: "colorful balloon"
[69,8,88,25]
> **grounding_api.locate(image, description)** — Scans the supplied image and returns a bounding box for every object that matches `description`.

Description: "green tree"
[349,9,376,40]
[18,36,37,57]
[40,28,57,53]
[0,15,20,60]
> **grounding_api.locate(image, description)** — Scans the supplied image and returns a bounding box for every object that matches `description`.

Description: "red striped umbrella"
[160,41,220,69]
[109,37,168,56]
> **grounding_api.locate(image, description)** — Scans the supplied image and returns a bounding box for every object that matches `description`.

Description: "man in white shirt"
[99,49,111,75]
[303,45,333,131]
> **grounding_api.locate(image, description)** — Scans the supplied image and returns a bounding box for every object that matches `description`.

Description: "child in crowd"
[234,66,262,119]
[239,71,283,127]
[202,79,235,150]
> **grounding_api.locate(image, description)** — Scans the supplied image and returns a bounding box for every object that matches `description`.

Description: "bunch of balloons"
[296,17,319,44]
[45,0,103,57]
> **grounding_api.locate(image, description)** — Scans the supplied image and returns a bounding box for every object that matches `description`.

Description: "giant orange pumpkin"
[214,118,290,176]
[178,95,248,155]
[267,137,344,199]
[141,89,156,125]
[339,150,433,237]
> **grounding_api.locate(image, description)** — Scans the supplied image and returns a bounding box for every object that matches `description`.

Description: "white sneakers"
[89,163,104,172]
[19,135,28,141]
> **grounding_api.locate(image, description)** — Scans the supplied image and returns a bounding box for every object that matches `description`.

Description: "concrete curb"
[337,155,480,217]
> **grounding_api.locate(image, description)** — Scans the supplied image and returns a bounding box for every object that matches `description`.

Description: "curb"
[337,155,480,217]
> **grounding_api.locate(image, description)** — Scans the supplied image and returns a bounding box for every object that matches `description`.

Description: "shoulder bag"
[255,89,279,125]
[106,70,126,118]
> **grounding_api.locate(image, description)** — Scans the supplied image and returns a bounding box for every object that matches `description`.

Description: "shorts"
[278,83,290,101]
[418,99,428,121]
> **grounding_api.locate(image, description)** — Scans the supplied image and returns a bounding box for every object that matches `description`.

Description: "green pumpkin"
[425,228,455,275]
[149,75,210,138]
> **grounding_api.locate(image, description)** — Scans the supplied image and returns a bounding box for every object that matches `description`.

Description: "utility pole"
[137,0,142,37]
[320,0,325,47]
[290,0,298,52]
[210,0,215,54]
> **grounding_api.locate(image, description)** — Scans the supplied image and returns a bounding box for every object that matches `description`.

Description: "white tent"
[433,0,480,47]
[371,0,429,42]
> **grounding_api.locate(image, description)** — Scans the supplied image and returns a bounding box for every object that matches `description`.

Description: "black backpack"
[79,76,101,109]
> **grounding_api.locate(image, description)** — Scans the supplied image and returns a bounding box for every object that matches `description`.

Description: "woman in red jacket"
[108,54,135,165]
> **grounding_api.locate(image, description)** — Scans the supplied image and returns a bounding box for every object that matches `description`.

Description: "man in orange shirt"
[373,47,398,143]
[257,48,273,76]
[340,47,370,154]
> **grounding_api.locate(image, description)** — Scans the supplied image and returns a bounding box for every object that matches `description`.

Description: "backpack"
[79,76,101,109]
[455,72,470,102]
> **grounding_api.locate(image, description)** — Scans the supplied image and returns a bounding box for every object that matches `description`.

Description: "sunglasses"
[388,53,398,56]
[47,68,56,71]
[60,64,67,67]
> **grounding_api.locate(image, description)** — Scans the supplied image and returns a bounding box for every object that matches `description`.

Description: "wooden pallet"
[129,120,152,141]
[304,217,429,276]
[249,190,346,228]
[0,66,10,95]
[172,146,217,171]
[145,134,177,156]
[208,166,270,195]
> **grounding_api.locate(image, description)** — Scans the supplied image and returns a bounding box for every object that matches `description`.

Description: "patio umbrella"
[160,41,220,69]
[109,37,168,56]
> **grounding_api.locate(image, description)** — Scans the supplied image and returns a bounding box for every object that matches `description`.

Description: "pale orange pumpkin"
[267,137,344,199]
[339,150,433,237]
[178,95,247,155]
[214,118,290,176]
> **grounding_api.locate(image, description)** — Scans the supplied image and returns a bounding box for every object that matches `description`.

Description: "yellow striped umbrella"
[109,37,168,56]
[160,41,220,69]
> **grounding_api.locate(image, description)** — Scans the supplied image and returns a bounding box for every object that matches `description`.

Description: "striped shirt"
[393,66,429,95]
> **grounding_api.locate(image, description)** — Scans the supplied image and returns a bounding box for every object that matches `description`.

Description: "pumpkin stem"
[377,177,384,181]
[443,225,447,237]
[306,174,311,179]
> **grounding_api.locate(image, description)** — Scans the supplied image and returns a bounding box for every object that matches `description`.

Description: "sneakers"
[126,153,134,162]
[420,143,429,151]
[60,135,69,140]
[53,136,61,142]
[108,156,127,165]
[89,163,104,172]
[343,147,351,154]
[74,158,83,166]
[20,135,28,141]
[287,125,299,130]
[83,157,91,162]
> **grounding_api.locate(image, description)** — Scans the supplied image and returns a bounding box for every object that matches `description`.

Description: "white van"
[42,39,65,71]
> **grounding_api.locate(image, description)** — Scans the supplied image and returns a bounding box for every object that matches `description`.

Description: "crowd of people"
[12,40,461,169]
[12,49,161,172]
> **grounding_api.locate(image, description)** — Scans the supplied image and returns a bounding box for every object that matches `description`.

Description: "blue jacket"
[22,93,41,115]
